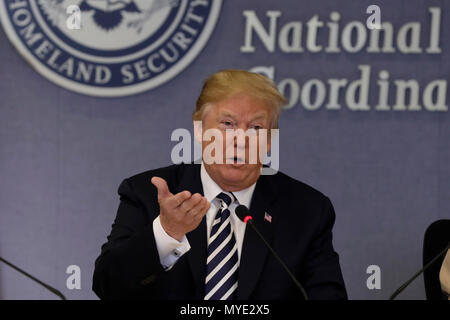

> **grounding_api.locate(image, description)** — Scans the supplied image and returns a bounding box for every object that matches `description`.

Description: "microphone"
[389,242,450,300]
[0,256,67,300]
[235,205,309,300]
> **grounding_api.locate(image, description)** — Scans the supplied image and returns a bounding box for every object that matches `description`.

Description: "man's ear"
[193,120,203,144]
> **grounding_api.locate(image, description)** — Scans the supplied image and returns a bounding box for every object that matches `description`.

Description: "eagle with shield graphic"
[39,0,179,32]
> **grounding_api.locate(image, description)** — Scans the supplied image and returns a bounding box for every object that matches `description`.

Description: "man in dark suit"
[93,70,347,300]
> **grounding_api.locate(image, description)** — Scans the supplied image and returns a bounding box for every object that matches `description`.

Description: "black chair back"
[423,219,450,300]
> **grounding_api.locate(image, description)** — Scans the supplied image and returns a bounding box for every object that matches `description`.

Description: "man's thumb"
[151,177,172,199]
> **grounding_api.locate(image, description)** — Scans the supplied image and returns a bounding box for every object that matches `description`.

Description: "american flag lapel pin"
[264,211,272,223]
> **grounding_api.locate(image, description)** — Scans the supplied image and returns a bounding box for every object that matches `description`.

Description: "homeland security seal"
[0,0,222,97]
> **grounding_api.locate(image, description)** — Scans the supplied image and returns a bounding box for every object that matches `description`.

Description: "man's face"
[198,93,273,192]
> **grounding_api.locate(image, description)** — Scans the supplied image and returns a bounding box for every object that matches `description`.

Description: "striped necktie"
[204,192,239,300]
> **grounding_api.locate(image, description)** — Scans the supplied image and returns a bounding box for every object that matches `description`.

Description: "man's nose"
[233,127,249,149]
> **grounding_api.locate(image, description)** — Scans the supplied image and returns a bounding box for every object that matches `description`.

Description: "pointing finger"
[167,190,192,209]
[180,193,203,213]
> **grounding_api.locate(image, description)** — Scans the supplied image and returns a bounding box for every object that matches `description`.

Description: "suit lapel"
[237,174,278,299]
[173,163,207,299]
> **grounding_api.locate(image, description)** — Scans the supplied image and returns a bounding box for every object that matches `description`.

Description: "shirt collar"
[200,162,256,208]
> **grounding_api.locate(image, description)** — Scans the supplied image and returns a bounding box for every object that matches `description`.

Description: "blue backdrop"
[0,0,449,299]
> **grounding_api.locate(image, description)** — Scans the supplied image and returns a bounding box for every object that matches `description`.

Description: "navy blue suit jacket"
[93,163,347,299]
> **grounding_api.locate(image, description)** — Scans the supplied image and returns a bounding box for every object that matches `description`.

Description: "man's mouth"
[227,157,245,165]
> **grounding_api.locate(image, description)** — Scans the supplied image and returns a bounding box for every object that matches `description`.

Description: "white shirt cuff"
[153,215,191,270]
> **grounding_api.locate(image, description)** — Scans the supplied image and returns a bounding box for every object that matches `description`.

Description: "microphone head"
[235,205,250,221]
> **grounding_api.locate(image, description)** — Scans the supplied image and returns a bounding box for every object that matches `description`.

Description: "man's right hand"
[151,177,210,241]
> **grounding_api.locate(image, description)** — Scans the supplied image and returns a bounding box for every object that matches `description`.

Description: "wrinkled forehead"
[218,109,270,122]
[211,95,273,119]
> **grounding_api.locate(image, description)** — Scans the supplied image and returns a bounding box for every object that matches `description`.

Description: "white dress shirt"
[153,162,256,270]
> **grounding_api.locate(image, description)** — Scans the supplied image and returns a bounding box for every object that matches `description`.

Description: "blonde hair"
[193,69,286,129]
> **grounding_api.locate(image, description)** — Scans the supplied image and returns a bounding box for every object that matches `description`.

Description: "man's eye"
[222,121,233,126]
[252,125,262,130]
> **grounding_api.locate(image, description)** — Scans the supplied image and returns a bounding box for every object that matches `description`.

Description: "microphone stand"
[389,243,450,300]
[246,219,309,300]
[0,256,67,300]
